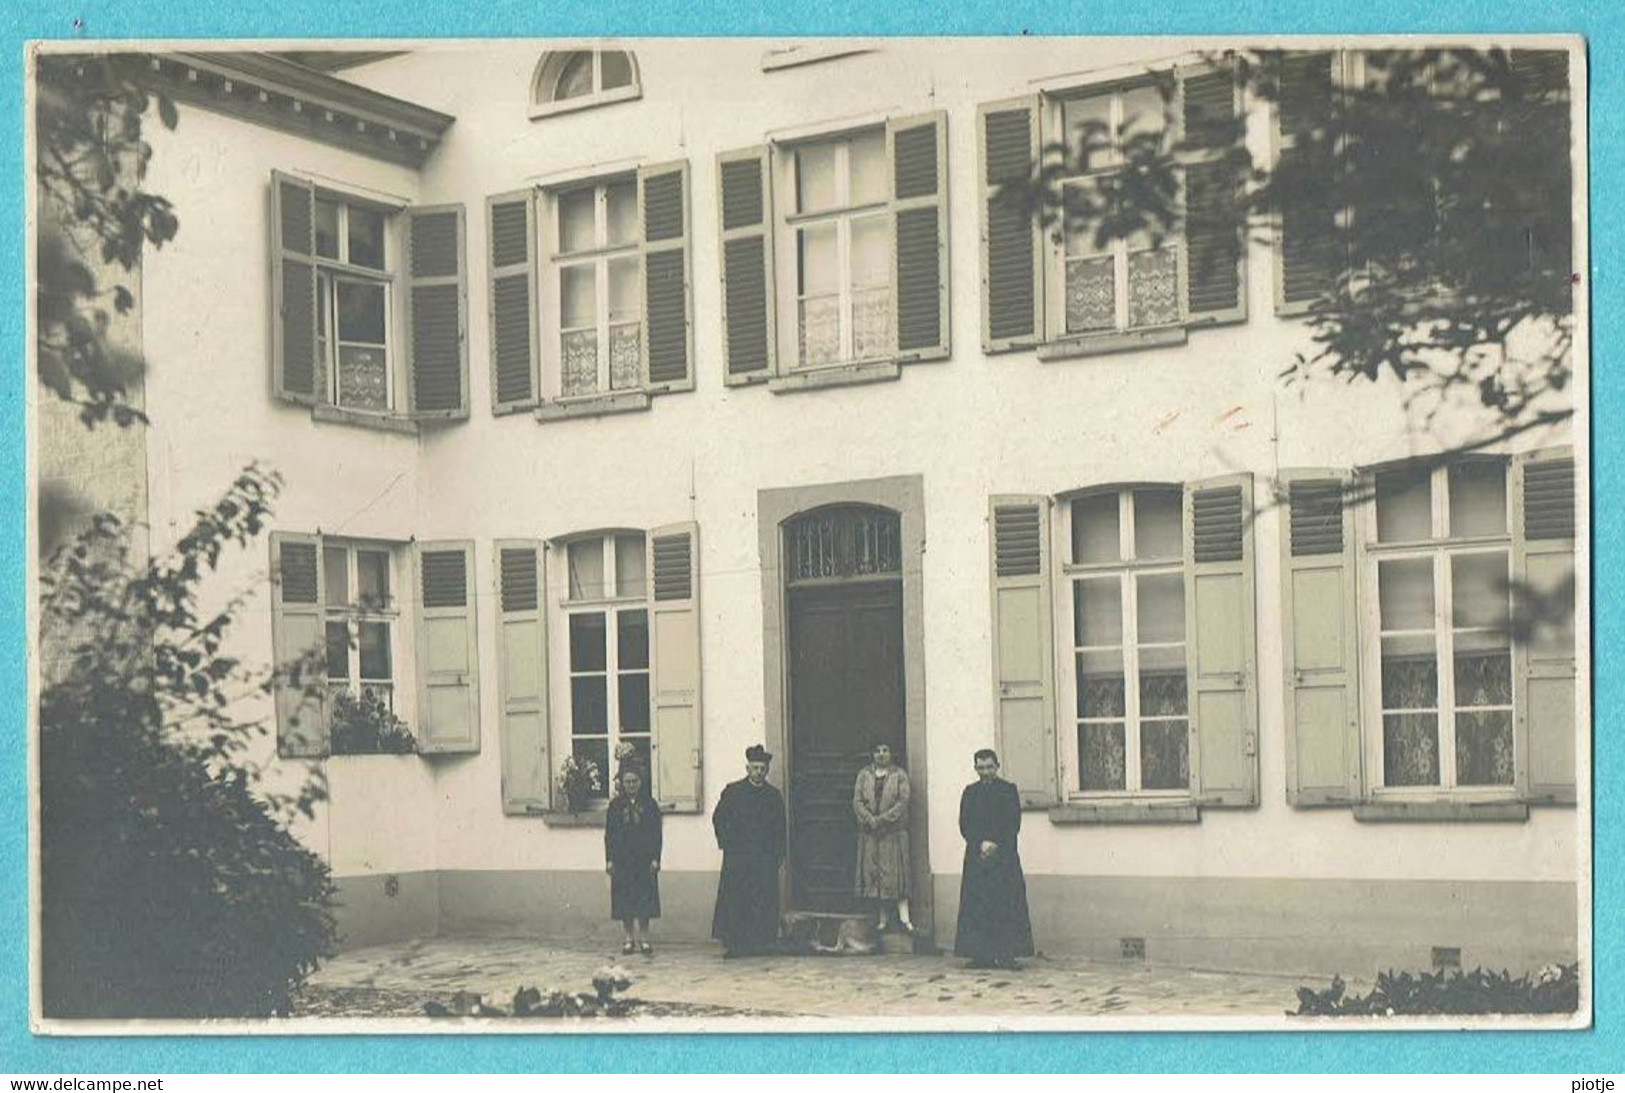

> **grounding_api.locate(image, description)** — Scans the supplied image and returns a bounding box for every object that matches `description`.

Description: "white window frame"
[1056,486,1192,801]
[770,125,895,373]
[550,531,654,806]
[1358,460,1519,799]
[1041,79,1189,342]
[540,176,645,401]
[312,192,401,414]
[529,50,643,120]
[321,539,402,712]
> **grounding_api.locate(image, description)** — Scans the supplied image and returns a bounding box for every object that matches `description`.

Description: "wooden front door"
[787,578,906,912]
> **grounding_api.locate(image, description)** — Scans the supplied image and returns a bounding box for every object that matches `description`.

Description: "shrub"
[328,688,416,756]
[39,466,337,1018]
[1291,963,1581,1017]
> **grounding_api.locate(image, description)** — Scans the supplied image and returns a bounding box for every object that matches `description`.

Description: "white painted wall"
[133,40,1581,893]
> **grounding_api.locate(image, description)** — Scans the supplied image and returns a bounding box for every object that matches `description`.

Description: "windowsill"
[311,404,419,435]
[1352,800,1530,823]
[535,390,652,421]
[541,810,609,828]
[1036,325,1188,362]
[767,358,901,394]
[528,85,642,120]
[1050,802,1200,825]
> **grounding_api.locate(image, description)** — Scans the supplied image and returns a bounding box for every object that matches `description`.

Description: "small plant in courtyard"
[556,753,603,812]
[328,688,416,756]
[422,967,637,1019]
[1290,962,1580,1016]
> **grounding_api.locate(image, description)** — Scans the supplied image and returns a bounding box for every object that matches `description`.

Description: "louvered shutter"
[1178,61,1246,325]
[1509,50,1573,291]
[271,171,319,405]
[487,191,539,414]
[718,146,776,385]
[414,540,480,754]
[1512,447,1578,804]
[639,161,693,393]
[269,531,327,757]
[405,205,469,419]
[1274,51,1342,316]
[988,496,1058,807]
[648,522,702,812]
[979,97,1043,353]
[1279,469,1363,806]
[496,540,551,813]
[888,111,950,362]
[1184,473,1258,806]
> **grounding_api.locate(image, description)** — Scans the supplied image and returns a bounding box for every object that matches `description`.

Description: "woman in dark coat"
[953,748,1035,969]
[605,765,663,957]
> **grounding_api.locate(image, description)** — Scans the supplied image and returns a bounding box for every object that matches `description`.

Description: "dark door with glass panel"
[784,506,906,913]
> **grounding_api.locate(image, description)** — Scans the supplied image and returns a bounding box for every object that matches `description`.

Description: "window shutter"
[496,539,551,813]
[269,531,327,757]
[405,204,469,419]
[1178,60,1246,325]
[1512,447,1578,805]
[888,110,950,362]
[1273,51,1342,316]
[988,495,1058,808]
[1184,473,1259,807]
[648,522,702,812]
[718,146,776,385]
[1279,469,1363,806]
[978,96,1042,353]
[639,161,693,393]
[414,540,480,754]
[487,191,539,414]
[270,171,319,405]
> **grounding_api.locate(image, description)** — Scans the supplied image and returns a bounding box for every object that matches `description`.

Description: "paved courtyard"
[293,935,1317,1023]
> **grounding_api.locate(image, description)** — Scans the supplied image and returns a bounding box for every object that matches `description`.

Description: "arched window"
[531,50,641,118]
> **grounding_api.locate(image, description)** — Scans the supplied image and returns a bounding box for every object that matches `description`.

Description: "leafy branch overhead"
[36,53,180,428]
[1002,48,1575,446]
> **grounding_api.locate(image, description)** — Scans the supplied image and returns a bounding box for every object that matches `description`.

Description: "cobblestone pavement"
[295,935,1312,1021]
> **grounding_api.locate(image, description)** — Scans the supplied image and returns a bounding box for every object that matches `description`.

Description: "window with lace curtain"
[1365,460,1515,791]
[1060,487,1191,797]
[547,176,644,398]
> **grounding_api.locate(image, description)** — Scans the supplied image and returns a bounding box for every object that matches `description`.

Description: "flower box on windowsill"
[1035,325,1188,363]
[311,403,419,435]
[535,390,652,422]
[541,809,609,828]
[1049,802,1201,825]
[767,358,901,394]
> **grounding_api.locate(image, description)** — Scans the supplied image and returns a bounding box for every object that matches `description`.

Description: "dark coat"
[710,777,786,952]
[953,776,1035,961]
[605,793,663,921]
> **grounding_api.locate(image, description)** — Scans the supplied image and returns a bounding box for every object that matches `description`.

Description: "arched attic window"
[531,49,642,118]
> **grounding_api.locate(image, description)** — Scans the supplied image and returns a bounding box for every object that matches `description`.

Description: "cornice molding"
[148,52,454,168]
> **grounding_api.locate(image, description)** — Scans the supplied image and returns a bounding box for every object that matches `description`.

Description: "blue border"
[4,0,1617,1073]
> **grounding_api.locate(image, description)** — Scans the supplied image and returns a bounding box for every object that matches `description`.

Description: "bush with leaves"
[329,688,417,756]
[39,464,337,1018]
[1291,963,1580,1017]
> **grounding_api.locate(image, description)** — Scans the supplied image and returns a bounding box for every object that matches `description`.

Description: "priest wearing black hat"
[710,744,787,957]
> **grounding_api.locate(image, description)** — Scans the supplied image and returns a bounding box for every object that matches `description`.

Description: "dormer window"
[531,50,642,119]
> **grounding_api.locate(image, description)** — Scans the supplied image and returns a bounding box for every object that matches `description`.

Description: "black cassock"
[710,777,786,953]
[604,793,663,921]
[953,776,1035,961]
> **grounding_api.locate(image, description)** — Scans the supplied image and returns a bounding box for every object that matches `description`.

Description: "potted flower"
[329,688,417,756]
[556,754,603,813]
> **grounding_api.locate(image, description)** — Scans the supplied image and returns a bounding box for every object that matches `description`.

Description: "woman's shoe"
[621,940,636,956]
[639,941,654,958]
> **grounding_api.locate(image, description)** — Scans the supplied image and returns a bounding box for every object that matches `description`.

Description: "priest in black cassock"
[954,748,1035,969]
[710,744,787,957]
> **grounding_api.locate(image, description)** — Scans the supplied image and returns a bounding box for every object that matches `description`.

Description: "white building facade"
[46,39,1585,976]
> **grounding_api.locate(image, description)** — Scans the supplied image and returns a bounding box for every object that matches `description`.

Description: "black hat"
[745,744,773,763]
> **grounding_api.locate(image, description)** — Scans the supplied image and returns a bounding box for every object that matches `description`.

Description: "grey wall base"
[332,869,1578,980]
